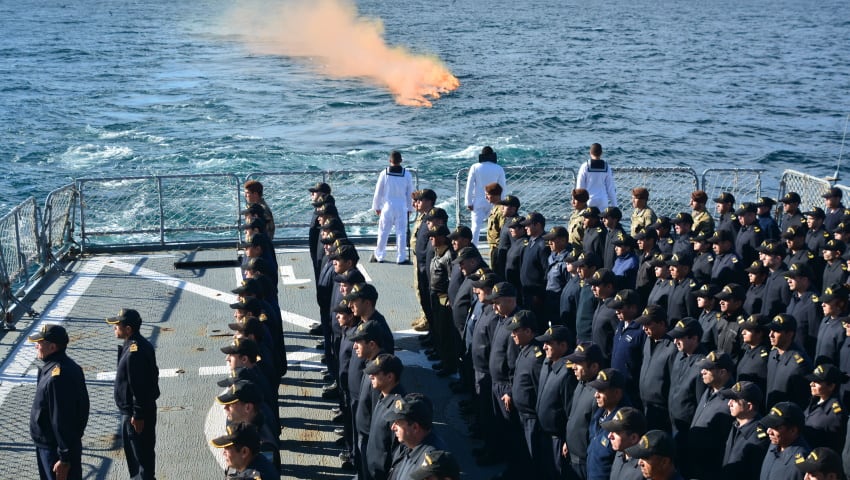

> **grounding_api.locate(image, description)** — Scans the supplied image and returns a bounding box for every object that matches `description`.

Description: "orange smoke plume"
[224,0,460,107]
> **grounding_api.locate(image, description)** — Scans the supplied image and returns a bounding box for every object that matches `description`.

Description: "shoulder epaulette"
[523,239,529,246]
[689,281,697,288]
[760,348,769,358]
[535,347,543,358]
[596,227,603,233]
[129,342,138,353]
[731,256,738,263]
[756,426,767,438]
[843,264,848,271]
[730,214,737,221]
[833,402,843,414]
[812,295,820,303]
[794,353,804,364]
[753,226,762,233]
[51,366,61,377]
[666,238,674,244]
[795,453,805,464]
[807,251,815,259]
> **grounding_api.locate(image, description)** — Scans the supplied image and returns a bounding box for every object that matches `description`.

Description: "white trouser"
[470,206,491,247]
[374,205,408,262]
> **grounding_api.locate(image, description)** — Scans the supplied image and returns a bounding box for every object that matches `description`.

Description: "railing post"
[78,180,87,253]
[157,176,165,246]
[13,208,26,287]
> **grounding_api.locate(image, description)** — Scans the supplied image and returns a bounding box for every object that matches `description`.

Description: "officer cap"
[506,217,525,229]
[308,182,332,194]
[780,191,802,204]
[665,253,692,267]
[739,314,771,332]
[612,232,635,248]
[232,278,263,297]
[631,187,649,200]
[600,406,647,435]
[601,207,622,220]
[343,283,379,303]
[485,282,518,301]
[564,249,582,263]
[228,316,264,338]
[580,207,601,219]
[633,228,657,241]
[825,239,846,253]
[320,217,345,232]
[734,203,757,216]
[520,211,546,225]
[715,283,747,301]
[216,379,264,405]
[781,225,807,239]
[719,381,764,406]
[471,273,499,289]
[588,368,626,390]
[761,401,805,429]
[424,208,449,222]
[447,225,472,240]
[239,232,269,250]
[691,230,712,243]
[334,268,366,285]
[804,207,826,219]
[240,203,265,218]
[497,195,520,208]
[542,226,569,241]
[105,308,142,329]
[691,190,708,203]
[649,253,672,268]
[608,289,640,309]
[756,241,785,256]
[823,187,843,199]
[332,300,352,314]
[452,246,481,265]
[671,212,693,225]
[329,244,359,262]
[625,430,675,460]
[229,297,262,315]
[505,310,538,332]
[574,252,603,268]
[805,364,849,385]
[410,450,461,480]
[707,229,734,243]
[768,313,798,332]
[536,326,574,344]
[320,231,343,245]
[220,338,260,360]
[466,267,492,281]
[244,257,269,274]
[714,192,735,204]
[210,422,261,451]
[27,324,69,345]
[669,318,703,339]
[565,342,604,365]
[216,367,253,388]
[756,196,777,208]
[654,216,672,229]
[363,353,404,377]
[696,350,736,372]
[796,447,844,475]
[347,319,382,342]
[819,283,850,303]
[635,305,666,325]
[386,393,434,427]
[744,261,769,275]
[587,268,616,286]
[693,283,722,299]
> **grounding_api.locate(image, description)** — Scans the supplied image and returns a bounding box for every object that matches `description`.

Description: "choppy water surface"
[1,0,849,209]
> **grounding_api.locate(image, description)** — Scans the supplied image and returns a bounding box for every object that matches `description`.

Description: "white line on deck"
[280,265,310,285]
[106,260,240,304]
[198,365,230,376]
[96,368,182,381]
[356,264,373,282]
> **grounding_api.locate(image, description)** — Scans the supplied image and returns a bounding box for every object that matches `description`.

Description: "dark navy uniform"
[758,213,781,241]
[114,332,160,480]
[717,212,740,239]
[639,335,677,431]
[806,225,830,256]
[698,310,719,352]
[823,260,848,288]
[30,350,90,480]
[668,348,707,446]
[744,283,765,317]
[759,436,810,480]
[687,383,735,479]
[489,310,520,455]
[722,416,770,479]
[787,290,821,358]
[586,401,630,480]
[825,206,850,232]
[804,395,846,452]
[646,278,672,310]
[505,233,527,298]
[387,431,447,480]
[736,341,770,392]
[815,315,845,365]
[536,356,576,479]
[711,251,745,287]
[672,234,692,257]
[735,224,764,266]
[495,214,520,278]
[692,251,714,286]
[766,346,812,409]
[366,385,406,480]
[583,226,607,261]
[611,321,646,406]
[521,235,550,316]
[575,282,598,343]
[667,276,698,323]
[656,236,675,255]
[760,266,791,318]
[545,249,570,323]
[558,274,581,330]
[780,211,804,231]
[513,340,546,471]
[716,312,745,360]
[565,380,598,478]
[603,225,625,270]
[635,249,660,307]
[609,452,643,480]
[414,214,434,323]
[235,453,280,480]
[591,297,619,360]
[841,337,850,408]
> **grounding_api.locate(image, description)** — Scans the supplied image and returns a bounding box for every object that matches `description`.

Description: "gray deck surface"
[0,246,497,479]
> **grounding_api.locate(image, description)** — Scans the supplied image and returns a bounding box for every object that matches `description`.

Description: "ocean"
[1,0,849,211]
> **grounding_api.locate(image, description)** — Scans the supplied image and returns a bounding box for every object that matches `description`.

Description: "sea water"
[1,0,849,210]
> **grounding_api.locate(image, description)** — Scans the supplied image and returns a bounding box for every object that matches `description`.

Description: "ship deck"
[0,246,495,479]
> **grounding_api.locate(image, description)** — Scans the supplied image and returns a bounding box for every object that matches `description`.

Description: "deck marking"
[96,368,182,381]
[234,267,243,285]
[198,365,231,376]
[106,260,240,304]
[280,265,311,285]
[356,264,373,282]
[205,390,228,470]
[0,258,106,405]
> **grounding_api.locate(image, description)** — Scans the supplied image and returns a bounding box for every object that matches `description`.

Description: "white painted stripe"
[96,368,182,381]
[280,310,316,329]
[395,349,437,370]
[287,351,320,362]
[394,329,427,338]
[204,393,228,470]
[198,365,231,376]
[280,265,310,285]
[356,264,373,282]
[106,260,240,305]
[234,267,243,285]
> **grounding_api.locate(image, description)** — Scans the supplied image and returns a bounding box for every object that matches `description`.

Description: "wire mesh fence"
[701,168,764,205]
[0,198,41,292]
[778,170,833,215]
[42,184,77,255]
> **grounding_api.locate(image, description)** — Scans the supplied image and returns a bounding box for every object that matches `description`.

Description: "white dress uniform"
[576,158,618,209]
[372,165,414,263]
[464,160,506,246]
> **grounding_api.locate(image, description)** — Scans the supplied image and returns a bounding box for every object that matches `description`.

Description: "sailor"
[465,146,506,246]
[106,308,160,480]
[690,231,715,286]
[665,254,699,323]
[744,261,768,317]
[612,233,639,290]
[629,187,657,237]
[690,190,715,236]
[803,364,848,452]
[564,342,604,480]
[408,450,461,480]
[574,252,602,343]
[494,194,521,278]
[779,191,805,231]
[308,182,332,279]
[364,354,407,480]
[736,314,772,393]
[371,150,415,264]
[486,283,521,462]
[543,226,571,324]
[558,251,582,330]
[386,394,448,480]
[215,380,280,469]
[735,202,764,267]
[759,241,792,319]
[243,179,275,240]
[468,273,502,466]
[447,247,484,377]
[687,351,736,479]
[646,253,673,310]
[634,228,661,307]
[623,430,685,480]
[603,407,648,480]
[568,189,589,250]
[636,306,677,432]
[670,212,694,257]
[821,239,848,288]
[823,187,850,233]
[411,189,437,332]
[694,284,721,357]
[576,143,617,209]
[714,284,747,360]
[334,300,360,471]
[210,422,278,480]
[667,318,707,461]
[29,325,89,480]
[720,381,770,479]
[784,262,821,358]
[805,207,831,256]
[783,224,825,291]
[759,402,812,480]
[815,283,849,366]
[534,326,577,478]
[609,289,646,406]
[520,212,551,323]
[581,207,607,261]
[588,268,619,360]
[601,206,625,270]
[586,368,632,480]
[795,447,845,480]
[485,182,506,267]
[714,191,740,239]
[756,196,781,241]
[504,216,528,303]
[427,225,455,375]
[766,314,813,409]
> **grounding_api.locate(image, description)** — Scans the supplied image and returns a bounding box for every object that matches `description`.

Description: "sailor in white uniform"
[372,151,415,264]
[576,143,618,210]
[464,146,507,246]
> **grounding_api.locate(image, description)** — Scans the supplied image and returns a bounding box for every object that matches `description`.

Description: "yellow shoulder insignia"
[730,214,737,220]
[760,349,769,358]
[833,402,843,413]
[667,238,674,244]
[843,264,848,271]
[597,227,603,233]
[794,353,804,364]
[731,257,738,263]
[754,226,761,232]
[795,453,805,464]
[812,295,820,303]
[689,281,697,288]
[523,240,529,247]
[756,426,767,438]
[535,349,543,358]
[129,343,138,352]
[51,366,61,377]
[825,231,831,237]
[808,252,815,259]
[717,313,723,320]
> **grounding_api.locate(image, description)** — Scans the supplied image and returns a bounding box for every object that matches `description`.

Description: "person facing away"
[372,150,415,264]
[576,143,617,210]
[465,146,507,247]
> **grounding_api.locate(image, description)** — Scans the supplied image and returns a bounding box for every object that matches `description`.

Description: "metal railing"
[701,168,764,206]
[778,170,834,215]
[0,197,41,294]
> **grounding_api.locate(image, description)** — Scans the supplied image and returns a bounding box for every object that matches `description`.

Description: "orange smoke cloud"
[224,0,460,107]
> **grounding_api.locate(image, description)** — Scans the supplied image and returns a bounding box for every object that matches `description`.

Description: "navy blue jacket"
[114,332,159,418]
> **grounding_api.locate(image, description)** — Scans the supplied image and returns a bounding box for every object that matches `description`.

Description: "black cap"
[230,297,262,315]
[756,196,777,208]
[505,310,537,331]
[240,203,264,217]
[708,229,734,243]
[386,393,434,426]
[714,192,736,204]
[757,241,785,256]
[588,368,626,390]
[320,217,345,232]
[635,305,666,325]
[343,283,379,303]
[424,208,449,222]
[447,225,472,240]
[625,430,675,459]
[761,401,805,428]
[805,364,849,384]
[720,381,764,405]
[574,252,603,268]
[769,313,798,332]
[220,338,259,360]
[232,278,263,297]
[693,283,722,299]
[486,282,518,300]
[697,350,736,372]
[823,187,843,199]
[329,244,359,262]
[780,191,802,204]
[471,273,499,289]
[216,367,254,388]
[781,225,807,239]
[608,289,640,309]
[601,207,622,220]
[819,283,850,303]
[239,232,269,249]
[784,262,814,279]
[796,447,844,475]
[715,283,747,301]
[332,300,352,314]
[315,203,339,217]
[666,253,692,267]
[634,228,657,241]
[240,217,267,232]
[649,253,672,268]
[334,268,366,285]
[744,260,769,275]
[542,226,569,241]
[825,239,847,253]
[654,216,672,229]
[600,406,647,435]
[347,319,382,342]
[587,268,616,286]
[27,324,69,345]
[738,314,771,332]
[210,422,261,450]
[565,342,604,364]
[308,182,331,194]
[580,207,600,219]
[312,193,335,208]
[671,212,693,225]
[804,207,826,219]
[536,326,574,344]
[521,211,546,225]
[105,308,142,329]
[612,232,635,248]
[216,379,264,405]
[735,203,757,215]
[669,317,703,339]
[363,353,404,377]
[228,316,264,338]
[412,189,437,202]
[497,195,520,208]
[410,450,461,480]
[452,246,481,265]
